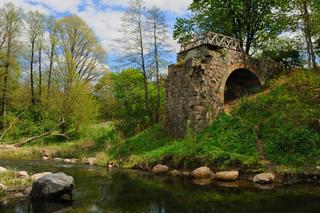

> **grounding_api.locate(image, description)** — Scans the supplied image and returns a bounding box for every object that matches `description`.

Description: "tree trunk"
[47,46,54,98]
[1,34,12,119]
[138,8,149,116]
[300,0,317,69]
[38,43,42,102]
[30,40,36,105]
[153,14,161,122]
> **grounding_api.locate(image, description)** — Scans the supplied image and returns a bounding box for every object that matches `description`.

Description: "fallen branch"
[15,116,70,147]
[15,131,70,147]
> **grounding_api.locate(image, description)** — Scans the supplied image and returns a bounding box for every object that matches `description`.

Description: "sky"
[1,0,192,69]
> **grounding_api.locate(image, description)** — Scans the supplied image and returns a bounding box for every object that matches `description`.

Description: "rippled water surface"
[1,159,320,213]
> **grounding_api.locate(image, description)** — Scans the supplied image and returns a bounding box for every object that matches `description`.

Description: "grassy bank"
[0,70,319,173]
[0,170,32,199]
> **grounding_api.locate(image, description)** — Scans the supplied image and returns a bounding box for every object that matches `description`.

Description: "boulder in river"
[70,159,77,164]
[31,172,52,180]
[54,158,63,162]
[215,171,239,181]
[253,173,276,184]
[31,173,74,200]
[64,159,71,163]
[191,167,213,178]
[169,170,182,177]
[17,171,29,179]
[0,183,7,191]
[151,164,169,174]
[0,167,7,173]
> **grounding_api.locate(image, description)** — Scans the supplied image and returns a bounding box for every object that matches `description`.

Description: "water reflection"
[1,159,320,213]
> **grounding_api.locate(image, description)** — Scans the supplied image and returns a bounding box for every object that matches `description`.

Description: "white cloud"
[1,0,190,64]
[102,0,192,15]
[77,7,123,51]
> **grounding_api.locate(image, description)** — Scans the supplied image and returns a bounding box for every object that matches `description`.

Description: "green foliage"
[110,114,259,169]
[97,68,165,137]
[261,119,320,165]
[110,68,150,136]
[63,83,99,131]
[260,38,303,71]
[174,0,289,53]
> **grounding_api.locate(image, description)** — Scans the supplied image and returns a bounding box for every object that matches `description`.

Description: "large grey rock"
[31,173,74,200]
[0,167,7,173]
[31,172,52,180]
[215,171,239,181]
[253,173,276,184]
[151,164,169,174]
[191,167,213,178]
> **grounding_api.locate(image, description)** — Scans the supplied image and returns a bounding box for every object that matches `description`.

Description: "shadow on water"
[1,159,320,213]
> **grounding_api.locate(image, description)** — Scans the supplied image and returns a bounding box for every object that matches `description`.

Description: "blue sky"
[2,0,192,69]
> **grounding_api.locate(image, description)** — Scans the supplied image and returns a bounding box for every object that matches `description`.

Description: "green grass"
[0,170,32,198]
[0,123,117,162]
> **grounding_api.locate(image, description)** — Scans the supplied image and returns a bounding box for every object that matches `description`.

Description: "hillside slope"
[109,70,320,173]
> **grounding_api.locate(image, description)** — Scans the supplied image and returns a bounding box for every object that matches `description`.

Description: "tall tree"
[117,0,150,115]
[0,3,21,118]
[46,16,58,98]
[146,6,170,122]
[56,15,106,130]
[174,0,288,54]
[27,11,44,105]
[36,18,45,102]
[299,0,317,69]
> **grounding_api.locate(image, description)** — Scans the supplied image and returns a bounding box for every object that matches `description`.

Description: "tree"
[56,15,106,130]
[174,0,288,54]
[46,16,58,98]
[36,17,45,102]
[95,71,117,120]
[261,37,303,71]
[26,11,44,105]
[146,6,170,122]
[298,0,317,69]
[110,68,149,136]
[0,3,21,119]
[117,0,150,116]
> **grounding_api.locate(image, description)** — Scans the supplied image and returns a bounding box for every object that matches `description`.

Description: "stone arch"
[219,63,264,104]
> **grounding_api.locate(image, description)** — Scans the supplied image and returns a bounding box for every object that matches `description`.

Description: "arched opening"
[224,68,262,104]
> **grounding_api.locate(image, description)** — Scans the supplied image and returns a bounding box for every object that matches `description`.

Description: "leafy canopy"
[174,0,289,54]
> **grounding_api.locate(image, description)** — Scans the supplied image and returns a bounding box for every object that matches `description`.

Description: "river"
[1,159,320,213]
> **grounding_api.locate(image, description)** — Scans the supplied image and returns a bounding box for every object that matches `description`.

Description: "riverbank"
[0,70,319,184]
[0,168,32,204]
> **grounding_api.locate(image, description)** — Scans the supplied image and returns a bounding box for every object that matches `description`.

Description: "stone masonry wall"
[165,45,281,137]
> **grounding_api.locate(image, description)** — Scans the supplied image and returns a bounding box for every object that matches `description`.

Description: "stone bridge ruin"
[165,32,281,137]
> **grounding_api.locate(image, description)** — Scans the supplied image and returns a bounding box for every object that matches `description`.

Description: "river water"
[1,159,320,213]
